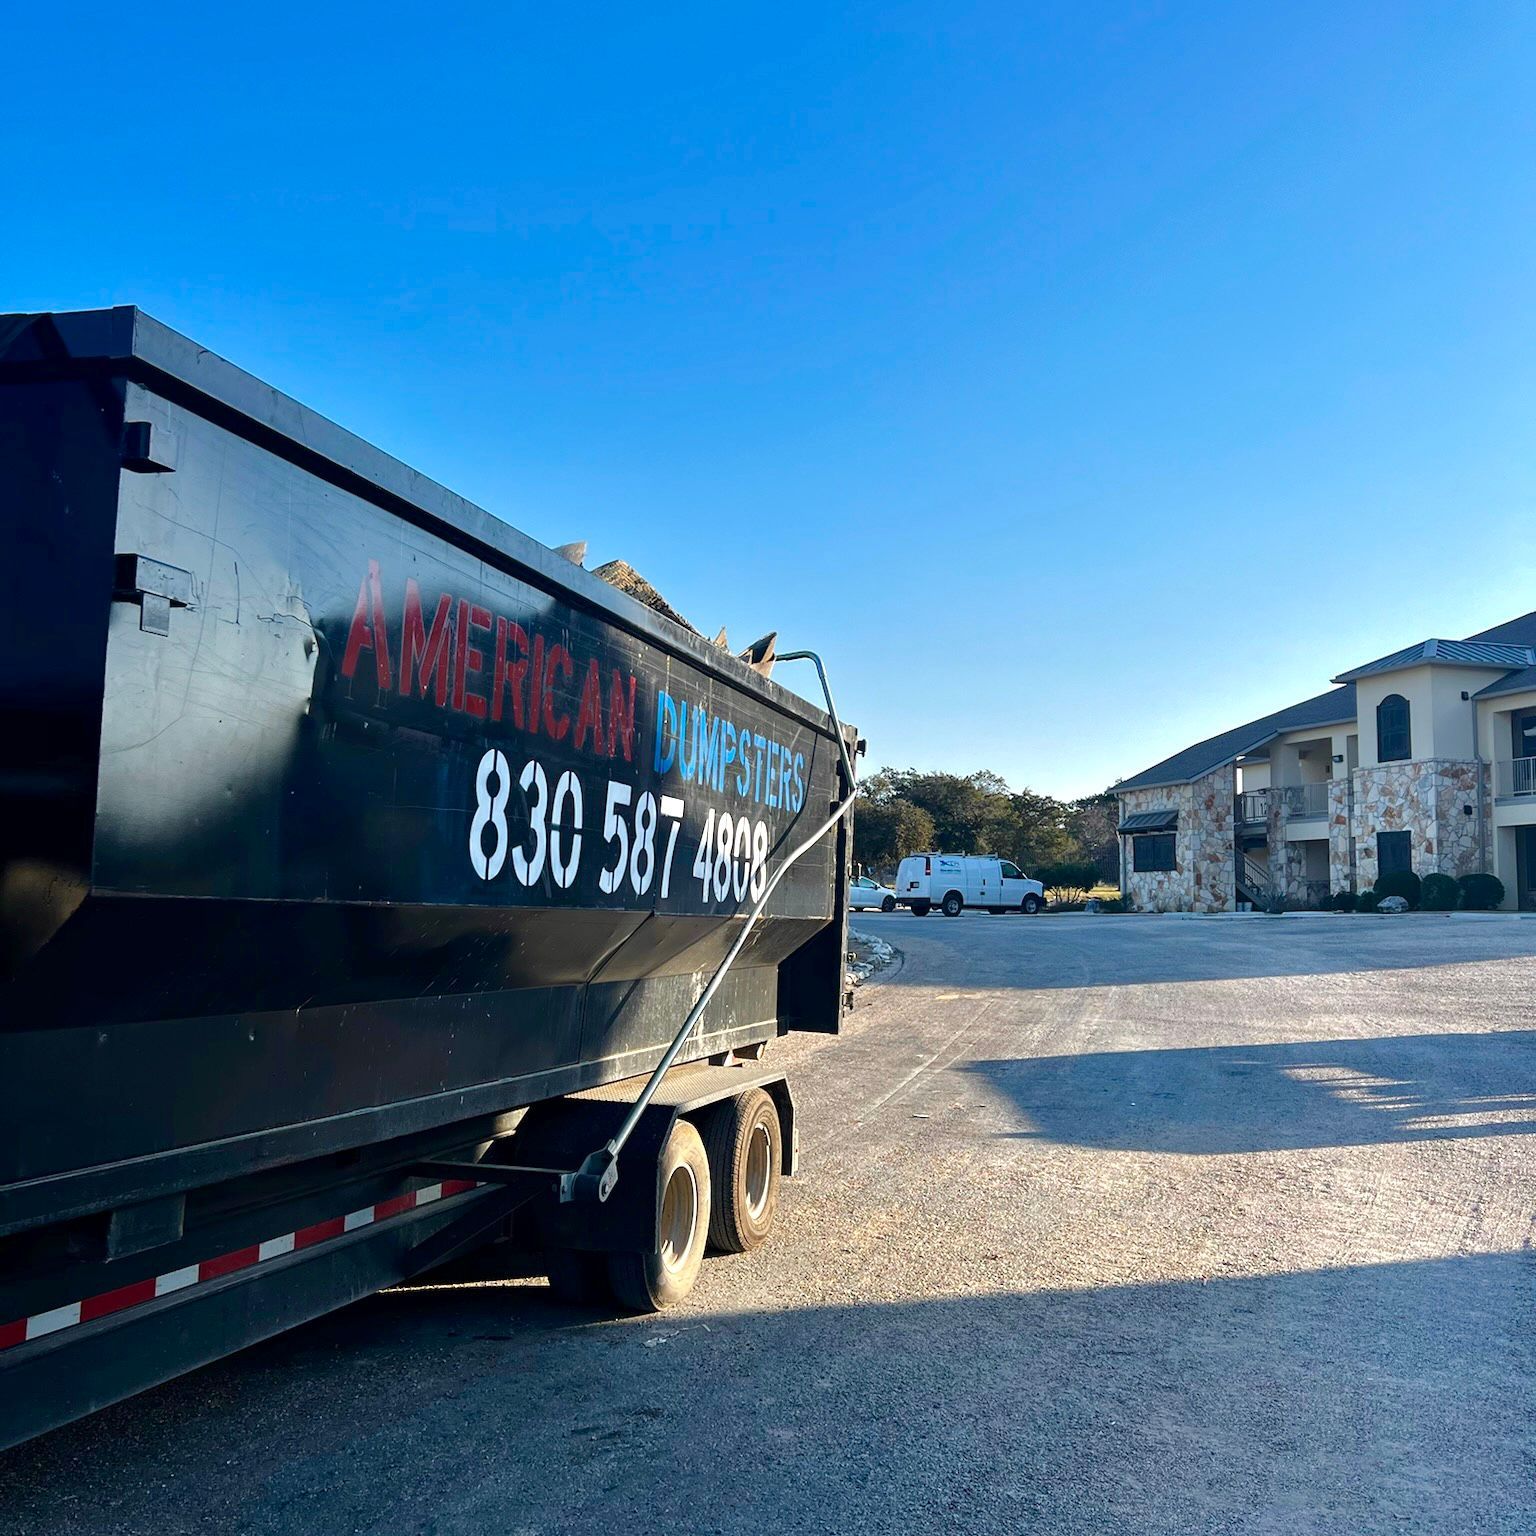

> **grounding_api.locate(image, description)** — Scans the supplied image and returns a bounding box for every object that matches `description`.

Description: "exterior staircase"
[1236,853,1272,909]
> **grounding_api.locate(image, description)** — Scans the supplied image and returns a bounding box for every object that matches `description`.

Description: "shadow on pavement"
[3,1251,1533,1535]
[965,1029,1536,1153]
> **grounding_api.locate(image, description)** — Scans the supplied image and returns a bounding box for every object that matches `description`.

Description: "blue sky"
[6,2,1533,797]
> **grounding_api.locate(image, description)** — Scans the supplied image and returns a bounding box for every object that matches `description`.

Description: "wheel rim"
[659,1162,699,1274]
[743,1121,773,1221]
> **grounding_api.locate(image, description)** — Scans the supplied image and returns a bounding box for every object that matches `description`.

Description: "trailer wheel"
[941,891,964,917]
[545,1248,611,1305]
[881,895,896,912]
[1021,893,1042,914]
[911,901,931,916]
[608,1119,711,1311]
[702,1089,782,1253]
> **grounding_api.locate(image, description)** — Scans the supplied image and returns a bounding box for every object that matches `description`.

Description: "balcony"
[1496,757,1536,799]
[1237,790,1270,824]
[1281,782,1330,820]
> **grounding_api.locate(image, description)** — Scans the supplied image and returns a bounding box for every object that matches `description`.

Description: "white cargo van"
[895,853,1045,916]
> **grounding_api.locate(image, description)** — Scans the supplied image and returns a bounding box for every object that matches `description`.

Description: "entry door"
[1520,828,1536,911]
[1378,830,1412,877]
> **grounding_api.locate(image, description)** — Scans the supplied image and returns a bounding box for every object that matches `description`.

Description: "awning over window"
[1119,810,1178,834]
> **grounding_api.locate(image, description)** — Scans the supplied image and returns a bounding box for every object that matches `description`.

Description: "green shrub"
[1374,869,1421,908]
[1330,889,1357,912]
[1458,872,1506,911]
[1357,889,1381,913]
[1420,873,1459,911]
[1099,895,1136,913]
[1034,862,1101,906]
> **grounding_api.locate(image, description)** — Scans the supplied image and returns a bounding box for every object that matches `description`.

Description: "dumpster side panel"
[0,367,843,1212]
[93,381,840,919]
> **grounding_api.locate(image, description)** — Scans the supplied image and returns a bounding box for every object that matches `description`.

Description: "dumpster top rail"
[0,306,840,740]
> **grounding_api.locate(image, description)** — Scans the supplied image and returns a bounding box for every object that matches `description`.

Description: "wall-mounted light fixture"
[1332,754,1344,764]
[1461,691,1471,701]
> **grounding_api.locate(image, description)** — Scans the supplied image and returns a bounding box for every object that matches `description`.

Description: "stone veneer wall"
[1327,778,1355,892]
[1276,838,1311,903]
[1351,759,1488,889]
[1259,783,1348,905]
[1119,764,1236,913]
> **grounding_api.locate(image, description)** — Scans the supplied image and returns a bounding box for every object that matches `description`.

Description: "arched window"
[1377,694,1411,762]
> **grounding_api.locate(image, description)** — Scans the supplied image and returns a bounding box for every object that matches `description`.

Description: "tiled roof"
[1333,638,1535,683]
[1475,664,1536,701]
[1465,609,1536,646]
[1114,686,1356,794]
[1116,608,1536,796]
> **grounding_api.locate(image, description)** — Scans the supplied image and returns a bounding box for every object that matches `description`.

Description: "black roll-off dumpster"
[0,308,857,1448]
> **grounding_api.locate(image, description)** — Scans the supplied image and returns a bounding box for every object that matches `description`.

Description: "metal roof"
[1114,686,1356,794]
[1118,810,1178,833]
[1333,638,1536,683]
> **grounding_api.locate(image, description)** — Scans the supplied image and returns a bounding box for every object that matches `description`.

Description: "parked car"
[895,853,1045,916]
[849,875,898,911]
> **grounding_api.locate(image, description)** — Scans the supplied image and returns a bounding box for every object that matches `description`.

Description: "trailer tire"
[545,1248,612,1305]
[1021,893,1042,914]
[608,1119,711,1311]
[941,891,964,917]
[911,901,931,916]
[881,895,896,912]
[702,1089,782,1253]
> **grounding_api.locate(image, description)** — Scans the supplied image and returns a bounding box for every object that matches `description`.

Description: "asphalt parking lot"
[6,911,1536,1535]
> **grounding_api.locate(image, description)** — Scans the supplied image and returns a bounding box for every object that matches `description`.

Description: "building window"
[1377,829,1411,876]
[1376,694,1411,762]
[1132,833,1176,872]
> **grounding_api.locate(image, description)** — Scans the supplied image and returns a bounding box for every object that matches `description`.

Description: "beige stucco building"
[1114,612,1536,912]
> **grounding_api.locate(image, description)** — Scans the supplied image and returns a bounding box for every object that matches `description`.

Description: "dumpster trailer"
[0,308,857,1449]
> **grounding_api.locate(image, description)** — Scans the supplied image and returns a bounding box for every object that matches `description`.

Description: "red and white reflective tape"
[0,1178,480,1354]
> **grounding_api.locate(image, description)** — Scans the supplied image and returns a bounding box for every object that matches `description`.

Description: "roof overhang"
[1118,810,1178,834]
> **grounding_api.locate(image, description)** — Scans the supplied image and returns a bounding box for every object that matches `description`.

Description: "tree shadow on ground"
[964,1030,1536,1153]
[3,1252,1533,1536]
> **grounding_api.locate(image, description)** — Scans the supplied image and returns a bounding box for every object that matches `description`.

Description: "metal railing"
[1281,782,1330,819]
[1496,757,1536,798]
[1239,854,1273,902]
[1237,790,1270,823]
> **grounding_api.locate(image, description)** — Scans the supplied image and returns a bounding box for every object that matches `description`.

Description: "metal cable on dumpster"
[562,649,858,1202]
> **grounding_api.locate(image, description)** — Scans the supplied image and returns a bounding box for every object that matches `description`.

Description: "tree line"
[853,768,1119,887]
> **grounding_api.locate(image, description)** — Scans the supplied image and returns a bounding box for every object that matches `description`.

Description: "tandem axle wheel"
[540,1077,789,1312]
